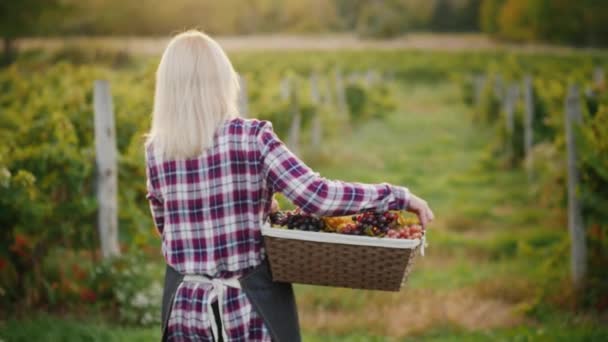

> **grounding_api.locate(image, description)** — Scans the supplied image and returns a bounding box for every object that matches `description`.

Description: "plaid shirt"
[145,118,410,341]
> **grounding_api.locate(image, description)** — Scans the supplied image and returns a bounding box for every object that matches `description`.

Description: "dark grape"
[269,211,288,226]
[346,211,399,237]
[271,210,325,232]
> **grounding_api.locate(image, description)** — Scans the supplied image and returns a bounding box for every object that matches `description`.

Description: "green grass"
[0,315,160,342]
[2,313,607,342]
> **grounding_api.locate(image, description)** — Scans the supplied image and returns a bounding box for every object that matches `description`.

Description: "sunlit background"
[1,1,607,341]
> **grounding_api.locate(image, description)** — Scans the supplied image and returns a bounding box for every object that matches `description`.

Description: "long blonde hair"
[145,30,240,160]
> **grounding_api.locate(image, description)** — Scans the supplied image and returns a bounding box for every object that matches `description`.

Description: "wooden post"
[495,74,506,109]
[310,73,321,104]
[473,74,486,108]
[288,113,301,156]
[335,69,347,118]
[280,77,291,101]
[365,70,375,87]
[238,74,249,118]
[285,78,301,155]
[93,80,120,259]
[565,84,586,289]
[523,76,534,180]
[593,67,605,88]
[322,77,333,106]
[504,84,518,160]
[310,73,322,149]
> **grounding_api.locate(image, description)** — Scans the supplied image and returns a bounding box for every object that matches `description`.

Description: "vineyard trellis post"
[494,74,506,109]
[310,72,322,150]
[593,67,605,88]
[564,84,586,289]
[504,84,518,163]
[365,70,375,87]
[238,74,249,118]
[473,74,486,111]
[284,77,301,155]
[93,80,120,259]
[335,69,348,118]
[280,77,291,101]
[523,76,535,181]
[322,76,333,107]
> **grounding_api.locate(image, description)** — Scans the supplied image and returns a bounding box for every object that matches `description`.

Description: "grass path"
[290,81,548,339]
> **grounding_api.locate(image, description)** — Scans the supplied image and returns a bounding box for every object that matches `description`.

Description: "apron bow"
[183,274,241,342]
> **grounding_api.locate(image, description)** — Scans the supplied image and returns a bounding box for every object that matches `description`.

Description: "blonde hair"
[145,30,240,160]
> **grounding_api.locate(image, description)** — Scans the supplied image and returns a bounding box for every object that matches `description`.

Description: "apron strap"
[183,275,241,342]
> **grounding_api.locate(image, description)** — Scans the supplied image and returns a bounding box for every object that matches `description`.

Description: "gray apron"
[161,259,301,342]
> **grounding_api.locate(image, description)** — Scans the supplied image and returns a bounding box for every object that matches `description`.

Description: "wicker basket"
[261,224,425,291]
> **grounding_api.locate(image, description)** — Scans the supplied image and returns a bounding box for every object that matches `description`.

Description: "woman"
[144,30,434,342]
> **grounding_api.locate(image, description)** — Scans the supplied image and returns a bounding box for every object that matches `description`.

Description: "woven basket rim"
[261,224,421,249]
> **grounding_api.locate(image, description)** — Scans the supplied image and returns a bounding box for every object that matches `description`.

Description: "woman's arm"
[257,121,410,217]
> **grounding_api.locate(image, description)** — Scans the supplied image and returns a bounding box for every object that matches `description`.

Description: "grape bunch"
[386,224,424,240]
[269,210,325,232]
[270,209,425,240]
[269,211,289,226]
[340,211,399,237]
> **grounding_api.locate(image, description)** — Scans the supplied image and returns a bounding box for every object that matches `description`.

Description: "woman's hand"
[406,194,434,229]
[271,197,280,213]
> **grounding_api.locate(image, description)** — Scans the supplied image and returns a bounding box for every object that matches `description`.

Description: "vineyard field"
[1,47,607,340]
